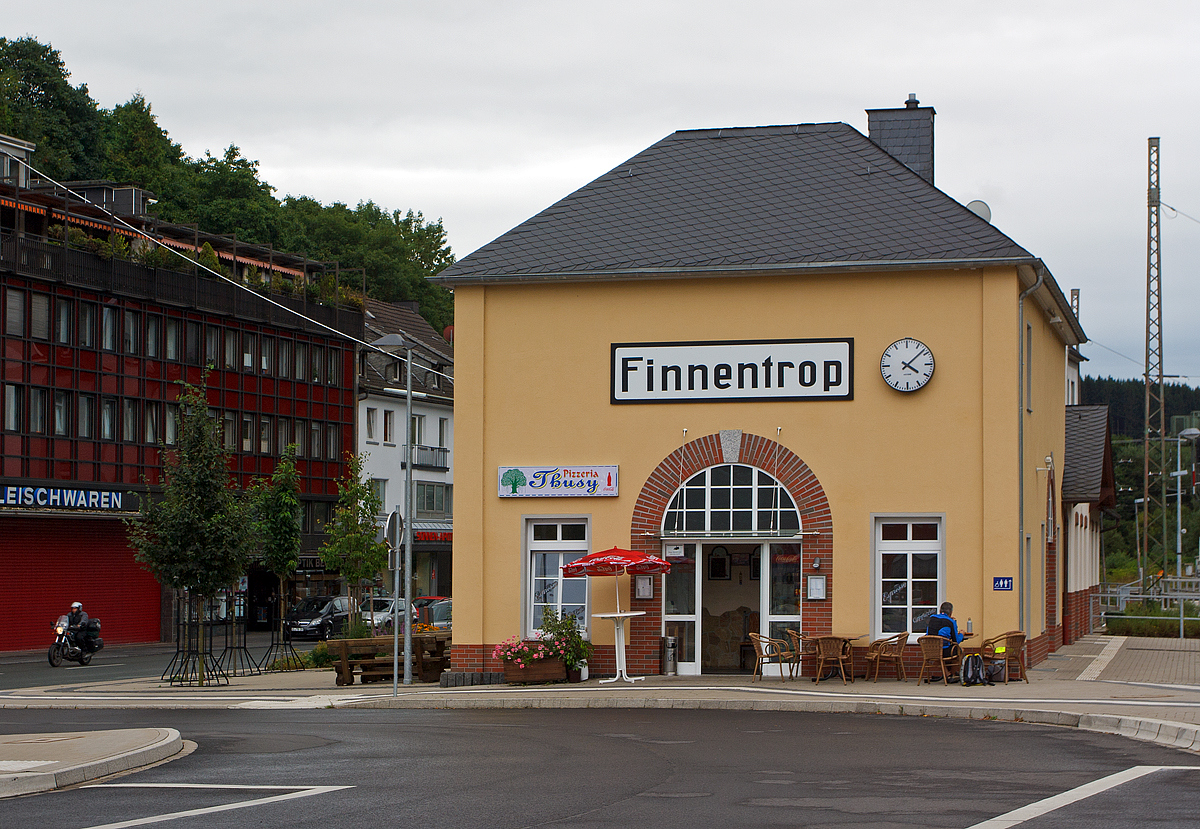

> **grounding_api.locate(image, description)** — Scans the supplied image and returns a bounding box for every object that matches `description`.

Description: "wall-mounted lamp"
[812,557,821,570]
[1037,453,1054,473]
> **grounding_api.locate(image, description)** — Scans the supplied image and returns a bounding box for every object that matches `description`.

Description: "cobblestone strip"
[1078,636,1125,681]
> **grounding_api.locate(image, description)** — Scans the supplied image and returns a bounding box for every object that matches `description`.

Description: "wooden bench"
[330,633,451,685]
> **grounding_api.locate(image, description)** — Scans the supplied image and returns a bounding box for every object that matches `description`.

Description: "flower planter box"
[504,657,567,683]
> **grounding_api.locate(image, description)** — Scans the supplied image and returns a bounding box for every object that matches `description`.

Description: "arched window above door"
[663,464,801,536]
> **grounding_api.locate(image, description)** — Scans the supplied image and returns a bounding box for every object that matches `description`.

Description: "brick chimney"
[866,94,936,185]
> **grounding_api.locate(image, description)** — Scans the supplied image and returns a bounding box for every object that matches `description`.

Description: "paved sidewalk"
[3,633,1200,799]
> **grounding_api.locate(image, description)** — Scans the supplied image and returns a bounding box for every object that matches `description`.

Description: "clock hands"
[901,357,919,374]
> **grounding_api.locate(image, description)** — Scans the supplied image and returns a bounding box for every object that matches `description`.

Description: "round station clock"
[880,338,935,392]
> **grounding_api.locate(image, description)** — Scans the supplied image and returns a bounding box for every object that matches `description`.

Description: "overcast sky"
[13,2,1200,381]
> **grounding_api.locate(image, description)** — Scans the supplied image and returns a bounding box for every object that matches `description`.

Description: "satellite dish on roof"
[966,200,992,223]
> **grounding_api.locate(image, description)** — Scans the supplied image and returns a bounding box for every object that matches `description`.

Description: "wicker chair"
[981,630,1029,683]
[812,636,854,685]
[748,632,793,681]
[786,629,818,680]
[917,635,959,684]
[863,632,908,682]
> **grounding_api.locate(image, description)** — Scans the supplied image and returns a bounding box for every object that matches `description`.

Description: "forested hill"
[0,37,454,333]
[1081,376,1200,437]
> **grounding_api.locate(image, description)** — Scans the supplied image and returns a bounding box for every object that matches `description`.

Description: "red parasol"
[562,547,671,613]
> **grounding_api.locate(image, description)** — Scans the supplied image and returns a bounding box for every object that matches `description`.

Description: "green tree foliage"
[2,37,456,333]
[0,37,104,181]
[1081,376,1200,438]
[319,452,386,620]
[126,380,251,595]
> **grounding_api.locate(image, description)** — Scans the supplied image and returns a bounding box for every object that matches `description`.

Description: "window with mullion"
[664,464,798,535]
[876,518,943,638]
[528,519,589,636]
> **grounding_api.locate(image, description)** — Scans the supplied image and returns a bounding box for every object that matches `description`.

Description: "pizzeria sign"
[498,466,619,497]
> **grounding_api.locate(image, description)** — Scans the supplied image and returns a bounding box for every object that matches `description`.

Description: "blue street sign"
[993,577,1014,591]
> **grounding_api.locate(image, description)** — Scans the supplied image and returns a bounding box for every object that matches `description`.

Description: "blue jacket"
[926,613,962,652]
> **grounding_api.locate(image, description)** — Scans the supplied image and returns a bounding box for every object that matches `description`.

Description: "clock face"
[880,338,935,392]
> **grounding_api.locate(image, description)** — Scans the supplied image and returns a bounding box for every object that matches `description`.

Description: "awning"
[411,520,452,544]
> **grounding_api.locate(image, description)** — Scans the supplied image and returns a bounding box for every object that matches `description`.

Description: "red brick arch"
[621,433,835,674]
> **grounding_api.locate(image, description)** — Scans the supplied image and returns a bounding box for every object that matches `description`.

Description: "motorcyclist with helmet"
[67,601,89,648]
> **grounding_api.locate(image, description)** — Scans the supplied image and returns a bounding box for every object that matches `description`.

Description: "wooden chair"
[786,629,818,680]
[981,630,1029,683]
[812,636,854,685]
[917,635,959,685]
[863,632,908,682]
[747,632,793,681]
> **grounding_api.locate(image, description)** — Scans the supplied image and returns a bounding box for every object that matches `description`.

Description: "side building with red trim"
[1,136,361,651]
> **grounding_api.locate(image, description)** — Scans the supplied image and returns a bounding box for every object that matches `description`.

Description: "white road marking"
[965,765,1200,828]
[0,760,55,771]
[1077,636,1124,681]
[75,783,353,828]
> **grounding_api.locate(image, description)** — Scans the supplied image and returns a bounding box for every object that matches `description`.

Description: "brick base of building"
[1062,586,1100,645]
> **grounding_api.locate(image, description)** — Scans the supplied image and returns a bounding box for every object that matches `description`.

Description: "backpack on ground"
[960,652,987,687]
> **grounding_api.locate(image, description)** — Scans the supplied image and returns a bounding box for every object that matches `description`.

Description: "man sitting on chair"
[926,601,964,677]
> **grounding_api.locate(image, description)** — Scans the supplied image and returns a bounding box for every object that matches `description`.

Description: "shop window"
[526,518,590,637]
[663,464,800,535]
[53,391,70,436]
[29,388,46,434]
[3,384,22,431]
[55,299,72,344]
[875,517,944,640]
[78,394,95,438]
[101,306,118,351]
[4,288,23,336]
[30,293,50,340]
[366,407,377,441]
[79,303,96,348]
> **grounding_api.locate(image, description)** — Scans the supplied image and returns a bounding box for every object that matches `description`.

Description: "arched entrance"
[629,430,833,676]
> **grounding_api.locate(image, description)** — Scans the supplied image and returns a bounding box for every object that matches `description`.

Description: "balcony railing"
[410,444,450,470]
[0,231,363,339]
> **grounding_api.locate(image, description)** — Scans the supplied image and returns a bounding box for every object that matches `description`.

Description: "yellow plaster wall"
[452,266,1069,648]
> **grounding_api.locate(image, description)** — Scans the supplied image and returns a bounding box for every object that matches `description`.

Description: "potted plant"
[493,634,568,683]
[539,608,593,682]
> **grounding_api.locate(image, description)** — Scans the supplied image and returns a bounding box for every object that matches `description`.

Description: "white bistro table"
[592,610,646,683]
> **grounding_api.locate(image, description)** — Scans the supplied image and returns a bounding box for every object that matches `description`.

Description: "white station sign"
[612,338,853,403]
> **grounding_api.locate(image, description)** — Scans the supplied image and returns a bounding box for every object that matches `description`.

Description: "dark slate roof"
[436,122,1035,283]
[1062,405,1115,507]
[362,299,453,400]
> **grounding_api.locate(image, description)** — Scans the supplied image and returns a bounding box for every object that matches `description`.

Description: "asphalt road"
[0,635,317,691]
[2,708,1198,828]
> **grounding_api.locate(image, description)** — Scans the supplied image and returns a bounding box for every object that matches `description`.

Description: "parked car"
[413,595,449,613]
[361,597,413,631]
[285,595,352,640]
[424,598,452,630]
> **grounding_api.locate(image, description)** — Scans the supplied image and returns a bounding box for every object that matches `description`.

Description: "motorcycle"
[48,615,104,667]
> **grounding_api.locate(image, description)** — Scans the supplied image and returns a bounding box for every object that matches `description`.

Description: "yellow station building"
[435,97,1089,679]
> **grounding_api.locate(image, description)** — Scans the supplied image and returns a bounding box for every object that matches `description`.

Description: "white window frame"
[523,516,591,639]
[365,407,377,442]
[383,410,395,444]
[871,514,946,642]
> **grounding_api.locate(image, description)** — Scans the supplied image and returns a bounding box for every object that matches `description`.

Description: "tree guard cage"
[217,587,262,677]
[161,591,229,686]
[260,584,305,671]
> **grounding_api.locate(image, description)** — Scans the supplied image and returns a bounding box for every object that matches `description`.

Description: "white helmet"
[71,602,82,609]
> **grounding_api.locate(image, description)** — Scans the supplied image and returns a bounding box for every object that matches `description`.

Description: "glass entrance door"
[662,542,699,675]
[764,543,803,671]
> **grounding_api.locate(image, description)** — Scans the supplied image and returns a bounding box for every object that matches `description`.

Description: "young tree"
[319,452,386,627]
[249,444,302,615]
[126,379,251,683]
